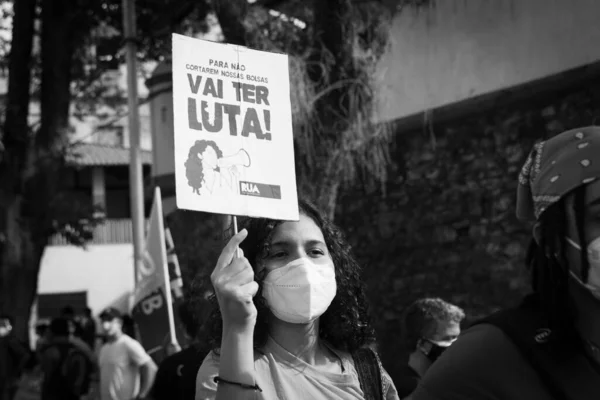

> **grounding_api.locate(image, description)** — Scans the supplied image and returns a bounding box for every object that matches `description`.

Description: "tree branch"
[90,84,172,133]
[37,0,78,150]
[212,0,250,46]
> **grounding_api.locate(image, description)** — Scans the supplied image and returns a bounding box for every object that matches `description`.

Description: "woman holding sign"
[195,199,399,400]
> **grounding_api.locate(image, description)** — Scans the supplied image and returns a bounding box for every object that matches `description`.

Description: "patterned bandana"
[516,126,600,221]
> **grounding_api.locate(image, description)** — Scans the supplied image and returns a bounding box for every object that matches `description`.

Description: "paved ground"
[14,371,41,400]
[14,371,99,400]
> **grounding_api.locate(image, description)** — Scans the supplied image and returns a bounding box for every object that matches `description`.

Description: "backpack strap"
[43,343,72,383]
[352,347,383,400]
[54,343,72,369]
[62,348,90,395]
[476,306,600,400]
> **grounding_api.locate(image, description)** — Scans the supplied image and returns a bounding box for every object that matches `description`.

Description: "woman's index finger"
[216,228,248,270]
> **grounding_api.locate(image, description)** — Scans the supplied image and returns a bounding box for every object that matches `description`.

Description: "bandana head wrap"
[517,126,600,221]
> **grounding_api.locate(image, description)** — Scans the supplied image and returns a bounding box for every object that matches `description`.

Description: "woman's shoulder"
[196,351,219,379]
[330,346,400,400]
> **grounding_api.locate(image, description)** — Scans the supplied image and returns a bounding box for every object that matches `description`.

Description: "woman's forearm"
[216,324,258,400]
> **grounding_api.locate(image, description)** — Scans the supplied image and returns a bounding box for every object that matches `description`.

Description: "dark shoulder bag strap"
[352,347,384,400]
[48,343,71,381]
[478,307,600,400]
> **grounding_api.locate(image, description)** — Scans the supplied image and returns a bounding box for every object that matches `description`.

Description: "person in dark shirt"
[152,301,208,400]
[77,307,97,350]
[61,306,84,339]
[0,315,30,400]
[412,126,600,399]
[39,317,96,400]
[395,298,464,398]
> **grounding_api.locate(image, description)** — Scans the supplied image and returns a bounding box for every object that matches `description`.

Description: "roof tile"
[66,143,152,166]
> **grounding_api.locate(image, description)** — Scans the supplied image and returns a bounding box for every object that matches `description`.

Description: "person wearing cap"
[98,308,157,400]
[411,126,600,399]
[78,307,97,351]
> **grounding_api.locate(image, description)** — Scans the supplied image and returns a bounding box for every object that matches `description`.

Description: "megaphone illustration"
[217,149,251,169]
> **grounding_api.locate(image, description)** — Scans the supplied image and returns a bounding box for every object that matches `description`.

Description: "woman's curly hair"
[184,140,223,194]
[203,198,377,354]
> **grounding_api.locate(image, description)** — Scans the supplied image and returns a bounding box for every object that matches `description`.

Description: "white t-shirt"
[195,337,399,400]
[99,334,151,400]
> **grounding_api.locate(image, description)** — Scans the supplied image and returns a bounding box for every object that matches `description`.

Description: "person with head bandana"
[411,126,600,400]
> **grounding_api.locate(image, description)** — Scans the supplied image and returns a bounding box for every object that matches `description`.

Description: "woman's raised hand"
[211,229,259,329]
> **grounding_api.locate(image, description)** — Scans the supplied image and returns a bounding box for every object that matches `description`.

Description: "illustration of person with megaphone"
[184,139,251,196]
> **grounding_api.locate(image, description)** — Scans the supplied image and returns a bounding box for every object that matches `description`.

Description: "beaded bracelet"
[214,376,263,392]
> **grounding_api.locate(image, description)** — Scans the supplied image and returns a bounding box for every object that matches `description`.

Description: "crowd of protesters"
[3,125,600,399]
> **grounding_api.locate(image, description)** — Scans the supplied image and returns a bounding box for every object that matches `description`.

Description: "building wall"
[37,244,135,317]
[375,0,600,122]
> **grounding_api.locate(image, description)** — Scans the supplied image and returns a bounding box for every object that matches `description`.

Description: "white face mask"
[565,236,600,299]
[262,257,337,324]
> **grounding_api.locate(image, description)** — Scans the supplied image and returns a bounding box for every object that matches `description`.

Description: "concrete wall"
[37,244,135,317]
[375,0,600,122]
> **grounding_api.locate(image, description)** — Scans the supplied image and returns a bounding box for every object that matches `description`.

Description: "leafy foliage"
[203,0,399,217]
[48,190,105,247]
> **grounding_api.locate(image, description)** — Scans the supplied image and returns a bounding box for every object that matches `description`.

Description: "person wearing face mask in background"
[412,126,600,400]
[195,199,400,400]
[396,298,464,398]
[98,308,157,400]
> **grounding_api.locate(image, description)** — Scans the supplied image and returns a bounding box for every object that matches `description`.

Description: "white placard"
[172,33,299,221]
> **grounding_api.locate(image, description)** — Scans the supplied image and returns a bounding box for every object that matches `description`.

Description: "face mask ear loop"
[416,338,430,356]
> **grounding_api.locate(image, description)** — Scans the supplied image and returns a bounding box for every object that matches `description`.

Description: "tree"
[0,0,211,340]
[0,0,428,339]
[208,0,418,218]
[0,0,99,340]
[0,0,40,340]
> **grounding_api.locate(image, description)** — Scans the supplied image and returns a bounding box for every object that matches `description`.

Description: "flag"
[165,228,184,299]
[132,187,178,360]
[164,227,190,346]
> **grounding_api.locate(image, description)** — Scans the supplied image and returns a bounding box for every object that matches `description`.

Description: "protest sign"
[132,187,178,358]
[172,33,299,221]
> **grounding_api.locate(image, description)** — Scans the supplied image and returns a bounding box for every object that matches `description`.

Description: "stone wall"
[335,79,600,381]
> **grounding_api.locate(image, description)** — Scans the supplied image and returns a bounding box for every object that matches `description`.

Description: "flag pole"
[233,216,240,258]
[155,187,178,347]
[122,0,145,285]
